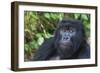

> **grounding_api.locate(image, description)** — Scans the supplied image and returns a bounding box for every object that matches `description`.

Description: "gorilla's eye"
[69,27,75,32]
[62,26,75,32]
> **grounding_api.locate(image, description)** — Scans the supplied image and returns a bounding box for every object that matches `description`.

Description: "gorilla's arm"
[78,44,90,59]
[33,37,56,61]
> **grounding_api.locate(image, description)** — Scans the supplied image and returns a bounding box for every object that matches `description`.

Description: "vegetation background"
[24,11,90,61]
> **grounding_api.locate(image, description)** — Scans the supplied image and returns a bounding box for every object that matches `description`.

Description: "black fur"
[32,19,90,61]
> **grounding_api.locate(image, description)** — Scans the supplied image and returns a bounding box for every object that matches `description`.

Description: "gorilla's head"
[54,19,84,59]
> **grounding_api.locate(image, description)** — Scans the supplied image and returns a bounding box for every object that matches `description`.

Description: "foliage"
[24,11,90,61]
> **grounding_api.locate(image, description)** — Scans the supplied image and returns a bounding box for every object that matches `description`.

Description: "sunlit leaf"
[44,13,50,19]
[37,37,44,45]
[81,14,88,20]
[74,14,80,19]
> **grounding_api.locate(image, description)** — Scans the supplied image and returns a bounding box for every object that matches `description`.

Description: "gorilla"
[32,19,90,61]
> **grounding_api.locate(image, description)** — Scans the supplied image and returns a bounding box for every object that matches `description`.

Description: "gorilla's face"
[59,25,76,49]
[55,19,83,58]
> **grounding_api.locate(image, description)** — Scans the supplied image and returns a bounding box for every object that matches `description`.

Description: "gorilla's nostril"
[66,37,68,40]
[63,37,68,40]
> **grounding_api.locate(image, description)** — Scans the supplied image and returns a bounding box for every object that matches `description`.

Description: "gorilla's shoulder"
[44,37,54,43]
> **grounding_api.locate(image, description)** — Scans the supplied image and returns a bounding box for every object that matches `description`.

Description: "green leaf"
[74,14,80,19]
[37,37,44,45]
[24,44,30,52]
[81,14,88,20]
[44,13,50,19]
[36,33,41,37]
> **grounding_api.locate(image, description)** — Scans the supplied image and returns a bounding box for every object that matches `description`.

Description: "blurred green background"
[24,11,90,61]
